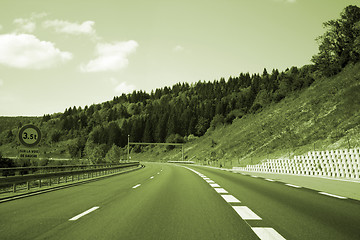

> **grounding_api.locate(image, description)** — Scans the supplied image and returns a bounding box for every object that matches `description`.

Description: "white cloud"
[114,81,136,94]
[12,13,47,33]
[0,24,3,31]
[0,33,73,69]
[173,45,184,52]
[30,12,48,19]
[80,40,138,72]
[0,78,3,87]
[13,18,36,33]
[43,19,97,37]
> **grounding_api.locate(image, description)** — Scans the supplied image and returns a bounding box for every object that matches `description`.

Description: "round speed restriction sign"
[18,124,41,147]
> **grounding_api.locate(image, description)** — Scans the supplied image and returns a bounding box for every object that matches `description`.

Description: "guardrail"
[0,162,140,194]
[167,161,194,164]
[0,163,126,177]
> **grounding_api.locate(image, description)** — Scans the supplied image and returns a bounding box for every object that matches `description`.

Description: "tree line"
[37,64,315,162]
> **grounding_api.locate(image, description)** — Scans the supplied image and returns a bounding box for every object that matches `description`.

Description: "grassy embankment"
[132,63,360,167]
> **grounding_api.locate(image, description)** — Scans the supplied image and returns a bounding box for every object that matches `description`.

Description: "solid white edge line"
[252,227,286,240]
[285,183,301,188]
[69,206,99,221]
[319,192,347,199]
[132,184,141,189]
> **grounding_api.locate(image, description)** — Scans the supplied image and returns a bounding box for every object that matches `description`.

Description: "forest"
[0,5,359,165]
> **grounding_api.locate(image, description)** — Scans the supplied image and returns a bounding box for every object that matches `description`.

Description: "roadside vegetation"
[0,5,359,168]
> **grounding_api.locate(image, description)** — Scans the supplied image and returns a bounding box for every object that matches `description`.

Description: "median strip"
[69,206,99,221]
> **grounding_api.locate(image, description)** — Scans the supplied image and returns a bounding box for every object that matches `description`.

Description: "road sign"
[19,148,40,160]
[18,124,41,147]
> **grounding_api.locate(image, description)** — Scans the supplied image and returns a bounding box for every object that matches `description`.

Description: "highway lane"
[1,162,358,239]
[0,163,258,240]
[190,165,360,240]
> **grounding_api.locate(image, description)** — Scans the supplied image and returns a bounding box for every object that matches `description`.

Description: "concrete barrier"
[234,148,360,180]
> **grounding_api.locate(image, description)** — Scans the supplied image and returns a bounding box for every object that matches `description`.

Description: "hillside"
[132,63,360,167]
[0,5,359,167]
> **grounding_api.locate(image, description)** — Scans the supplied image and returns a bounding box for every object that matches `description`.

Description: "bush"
[225,110,244,124]
[0,156,15,168]
[210,114,225,129]
[249,103,262,113]
[105,144,122,163]
[166,134,184,150]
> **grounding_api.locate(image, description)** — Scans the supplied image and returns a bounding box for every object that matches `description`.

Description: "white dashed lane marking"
[150,176,154,179]
[69,206,99,221]
[265,179,275,182]
[285,183,301,188]
[132,184,141,189]
[221,194,241,203]
[214,188,228,194]
[319,192,347,199]
[232,206,262,220]
[183,166,286,240]
[210,183,221,188]
[252,227,286,240]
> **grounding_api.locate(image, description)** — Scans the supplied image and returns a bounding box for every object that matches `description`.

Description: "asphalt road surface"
[0,163,359,240]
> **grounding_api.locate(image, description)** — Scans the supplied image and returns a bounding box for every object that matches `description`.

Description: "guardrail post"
[49,178,52,186]
[64,176,67,183]
[27,181,30,191]
[39,179,42,188]
[13,183,16,193]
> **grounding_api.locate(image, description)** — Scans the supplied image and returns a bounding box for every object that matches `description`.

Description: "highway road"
[0,163,359,240]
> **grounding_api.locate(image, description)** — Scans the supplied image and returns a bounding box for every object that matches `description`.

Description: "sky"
[0,0,359,116]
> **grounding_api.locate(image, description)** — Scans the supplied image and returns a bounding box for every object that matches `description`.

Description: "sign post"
[18,124,41,161]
